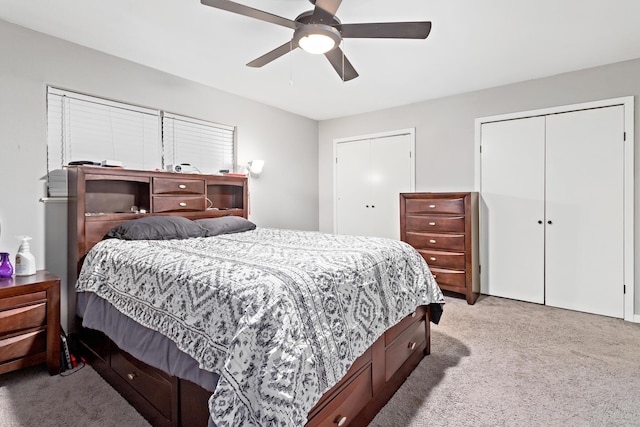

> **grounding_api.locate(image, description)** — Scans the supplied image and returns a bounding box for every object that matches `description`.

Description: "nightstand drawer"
[385,320,425,381]
[112,348,174,419]
[418,249,465,270]
[0,329,47,364]
[405,197,465,215]
[153,177,205,195]
[0,303,47,336]
[405,232,465,251]
[0,292,46,311]
[406,215,465,233]
[152,196,206,212]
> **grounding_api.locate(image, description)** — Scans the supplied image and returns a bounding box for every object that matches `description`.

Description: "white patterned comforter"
[76,227,444,426]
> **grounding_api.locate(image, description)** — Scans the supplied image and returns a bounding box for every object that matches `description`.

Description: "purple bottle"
[0,252,14,278]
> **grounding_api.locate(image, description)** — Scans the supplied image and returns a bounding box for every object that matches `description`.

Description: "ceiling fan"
[200,0,432,81]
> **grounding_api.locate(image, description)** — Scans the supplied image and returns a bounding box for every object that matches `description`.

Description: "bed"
[67,166,444,427]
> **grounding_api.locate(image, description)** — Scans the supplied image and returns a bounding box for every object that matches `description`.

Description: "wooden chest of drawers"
[401,192,479,304]
[0,270,61,375]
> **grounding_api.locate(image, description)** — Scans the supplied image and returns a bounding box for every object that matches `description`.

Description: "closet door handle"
[547,220,553,225]
[366,205,369,208]
[538,220,543,224]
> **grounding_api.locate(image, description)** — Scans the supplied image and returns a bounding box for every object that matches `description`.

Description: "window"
[46,87,236,195]
[162,113,235,175]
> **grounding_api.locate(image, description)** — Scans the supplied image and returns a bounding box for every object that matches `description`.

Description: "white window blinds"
[46,88,161,172]
[162,113,236,175]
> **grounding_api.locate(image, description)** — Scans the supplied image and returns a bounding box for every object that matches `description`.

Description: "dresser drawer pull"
[127,372,137,381]
[335,415,348,426]
[429,257,437,261]
[408,341,417,351]
[428,222,436,226]
[429,239,437,244]
[179,202,187,207]
[411,310,417,318]
[433,274,437,279]
[429,204,436,208]
[178,184,186,189]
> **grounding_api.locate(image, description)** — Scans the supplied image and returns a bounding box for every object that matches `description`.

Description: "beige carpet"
[1,295,639,426]
[371,295,640,427]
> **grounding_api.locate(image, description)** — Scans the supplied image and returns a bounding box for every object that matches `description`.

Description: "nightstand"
[0,270,61,375]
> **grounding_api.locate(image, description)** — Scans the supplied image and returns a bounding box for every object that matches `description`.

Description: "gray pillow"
[106,216,207,240]
[195,216,256,237]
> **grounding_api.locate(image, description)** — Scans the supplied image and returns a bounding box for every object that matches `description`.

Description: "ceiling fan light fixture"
[294,24,341,54]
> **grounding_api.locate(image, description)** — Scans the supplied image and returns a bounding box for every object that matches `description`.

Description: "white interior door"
[545,106,624,317]
[336,139,371,236]
[369,134,413,240]
[480,117,546,303]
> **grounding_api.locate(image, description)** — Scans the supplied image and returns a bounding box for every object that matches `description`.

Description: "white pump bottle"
[15,236,36,276]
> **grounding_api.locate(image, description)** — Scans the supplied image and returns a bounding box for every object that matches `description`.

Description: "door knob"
[547,220,553,225]
[537,220,543,224]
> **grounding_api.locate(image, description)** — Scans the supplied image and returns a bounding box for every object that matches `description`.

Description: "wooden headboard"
[66,166,248,328]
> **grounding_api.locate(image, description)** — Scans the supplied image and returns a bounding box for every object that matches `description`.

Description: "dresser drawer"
[385,320,425,381]
[405,197,465,215]
[111,348,174,420]
[405,232,465,251]
[0,329,47,364]
[152,196,206,213]
[152,177,204,195]
[306,365,372,427]
[418,249,465,270]
[405,215,465,233]
[430,268,466,288]
[385,306,426,346]
[0,303,47,336]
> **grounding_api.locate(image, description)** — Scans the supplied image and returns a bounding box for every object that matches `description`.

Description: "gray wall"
[319,58,640,317]
[0,20,319,331]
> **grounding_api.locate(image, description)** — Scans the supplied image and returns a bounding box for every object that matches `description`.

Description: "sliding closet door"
[480,117,546,303]
[545,106,624,317]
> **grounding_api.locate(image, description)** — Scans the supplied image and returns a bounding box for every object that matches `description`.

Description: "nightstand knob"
[179,202,187,207]
[178,184,186,189]
[408,341,417,351]
[335,415,348,426]
[127,372,137,381]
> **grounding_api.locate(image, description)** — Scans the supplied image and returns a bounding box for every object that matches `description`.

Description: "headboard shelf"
[67,165,249,296]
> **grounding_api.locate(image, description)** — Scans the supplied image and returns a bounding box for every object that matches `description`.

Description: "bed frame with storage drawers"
[68,166,435,427]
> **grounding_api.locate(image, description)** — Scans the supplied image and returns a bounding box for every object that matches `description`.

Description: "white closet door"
[545,106,624,317]
[369,134,412,240]
[336,139,372,236]
[480,117,546,303]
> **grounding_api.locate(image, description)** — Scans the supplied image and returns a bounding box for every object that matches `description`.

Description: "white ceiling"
[2,0,640,120]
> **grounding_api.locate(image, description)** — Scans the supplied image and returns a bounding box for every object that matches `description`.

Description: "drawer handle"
[429,204,436,208]
[411,310,417,318]
[433,274,437,279]
[429,257,437,261]
[127,372,137,381]
[179,202,187,207]
[335,415,348,426]
[178,184,186,189]
[408,341,417,351]
[428,222,436,226]
[429,239,436,244]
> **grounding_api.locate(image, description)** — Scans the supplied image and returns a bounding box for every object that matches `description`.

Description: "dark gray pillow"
[195,216,256,237]
[106,216,207,240]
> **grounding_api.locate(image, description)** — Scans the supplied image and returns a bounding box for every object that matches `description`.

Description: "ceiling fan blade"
[339,22,432,39]
[324,47,358,82]
[247,41,297,68]
[200,0,298,29]
[312,0,343,24]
